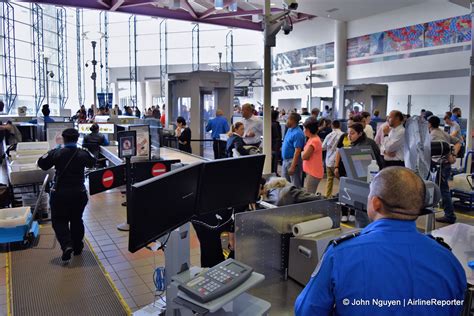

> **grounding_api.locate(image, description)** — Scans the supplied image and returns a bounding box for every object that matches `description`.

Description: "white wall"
[274,16,335,54]
[270,0,471,115]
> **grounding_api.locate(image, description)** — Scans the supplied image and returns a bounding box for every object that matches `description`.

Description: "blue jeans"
[438,163,455,220]
[282,158,303,188]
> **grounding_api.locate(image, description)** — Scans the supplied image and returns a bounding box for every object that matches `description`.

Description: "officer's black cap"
[62,128,79,140]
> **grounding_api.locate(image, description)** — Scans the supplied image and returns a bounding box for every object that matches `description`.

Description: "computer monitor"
[196,155,265,215]
[128,162,202,253]
[339,146,375,181]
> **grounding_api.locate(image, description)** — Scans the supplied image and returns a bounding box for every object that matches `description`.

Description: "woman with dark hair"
[302,118,323,194]
[176,116,192,153]
[226,122,250,157]
[348,123,384,169]
[317,118,332,141]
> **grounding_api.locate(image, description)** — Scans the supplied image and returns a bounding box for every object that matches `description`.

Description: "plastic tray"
[0,207,30,227]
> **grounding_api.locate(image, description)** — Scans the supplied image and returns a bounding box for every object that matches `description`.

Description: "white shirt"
[322,129,343,167]
[243,115,263,145]
[364,124,374,139]
[382,124,405,161]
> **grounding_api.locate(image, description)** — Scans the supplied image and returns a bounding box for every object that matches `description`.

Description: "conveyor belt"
[9,226,129,316]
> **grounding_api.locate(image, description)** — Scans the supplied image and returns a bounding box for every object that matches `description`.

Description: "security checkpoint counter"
[100,145,208,166]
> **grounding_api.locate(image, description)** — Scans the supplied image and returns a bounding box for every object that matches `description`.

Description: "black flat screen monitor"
[128,162,202,253]
[339,146,375,182]
[196,155,265,215]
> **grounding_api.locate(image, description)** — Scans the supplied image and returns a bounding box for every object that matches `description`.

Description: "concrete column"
[190,77,201,155]
[262,0,273,174]
[140,81,147,111]
[146,81,153,108]
[334,20,347,119]
[113,82,119,106]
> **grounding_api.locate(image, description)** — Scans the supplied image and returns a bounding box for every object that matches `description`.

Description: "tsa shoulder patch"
[331,232,360,247]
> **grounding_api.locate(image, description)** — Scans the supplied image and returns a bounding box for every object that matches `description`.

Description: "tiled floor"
[82,188,202,312]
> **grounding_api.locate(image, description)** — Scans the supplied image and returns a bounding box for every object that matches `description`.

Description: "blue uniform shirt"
[29,115,55,124]
[206,116,229,139]
[282,127,305,160]
[451,114,460,124]
[295,219,467,316]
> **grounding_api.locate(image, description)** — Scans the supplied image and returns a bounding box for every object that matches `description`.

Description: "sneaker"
[341,216,348,222]
[349,215,356,222]
[61,247,73,261]
[117,223,130,231]
[436,216,456,224]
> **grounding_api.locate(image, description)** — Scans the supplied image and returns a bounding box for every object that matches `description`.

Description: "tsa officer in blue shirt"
[281,112,305,188]
[206,109,230,159]
[451,107,462,124]
[30,104,55,124]
[295,167,467,316]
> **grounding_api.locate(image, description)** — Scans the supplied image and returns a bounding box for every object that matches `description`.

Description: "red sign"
[151,163,167,177]
[102,170,115,188]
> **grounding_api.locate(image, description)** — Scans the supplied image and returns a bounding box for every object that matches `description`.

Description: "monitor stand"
[164,223,191,289]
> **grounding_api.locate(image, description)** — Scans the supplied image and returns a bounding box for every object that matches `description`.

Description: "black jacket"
[178,127,192,153]
[84,132,107,145]
[83,132,108,158]
[226,134,250,157]
[38,146,96,191]
[271,121,282,151]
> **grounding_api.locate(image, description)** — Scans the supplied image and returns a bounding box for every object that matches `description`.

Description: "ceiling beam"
[199,0,234,19]
[121,0,158,9]
[181,0,198,19]
[121,4,263,31]
[204,8,283,20]
[110,0,125,11]
[97,0,110,9]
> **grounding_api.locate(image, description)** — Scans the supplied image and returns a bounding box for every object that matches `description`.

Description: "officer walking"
[205,109,229,159]
[295,167,467,316]
[38,128,96,261]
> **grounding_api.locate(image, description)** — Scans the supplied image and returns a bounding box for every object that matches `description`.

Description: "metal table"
[432,223,474,315]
